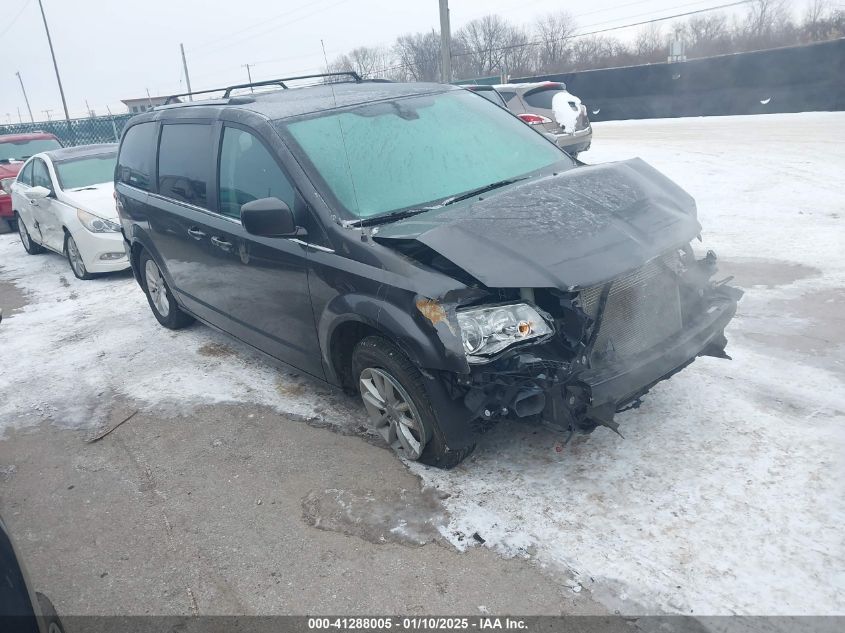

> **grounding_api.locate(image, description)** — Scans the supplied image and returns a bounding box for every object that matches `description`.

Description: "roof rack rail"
[221,71,361,97]
[163,71,362,105]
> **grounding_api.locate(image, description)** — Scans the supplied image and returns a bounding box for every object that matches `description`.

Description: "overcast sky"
[1,0,809,121]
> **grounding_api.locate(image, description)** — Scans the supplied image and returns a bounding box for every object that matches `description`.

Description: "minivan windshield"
[54,153,117,190]
[282,90,570,220]
[0,138,61,162]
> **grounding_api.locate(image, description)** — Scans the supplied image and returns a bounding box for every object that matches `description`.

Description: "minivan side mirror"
[241,197,298,237]
[27,186,52,200]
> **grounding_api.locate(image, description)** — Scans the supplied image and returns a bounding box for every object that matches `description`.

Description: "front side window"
[157,124,213,208]
[117,122,156,191]
[55,153,117,190]
[17,160,34,186]
[32,159,53,190]
[283,90,568,220]
[218,127,295,219]
[0,138,61,162]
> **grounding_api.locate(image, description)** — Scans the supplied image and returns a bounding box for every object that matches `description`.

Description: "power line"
[361,0,754,77]
[190,0,353,58]
[449,0,755,59]
[190,0,339,52]
[0,0,32,38]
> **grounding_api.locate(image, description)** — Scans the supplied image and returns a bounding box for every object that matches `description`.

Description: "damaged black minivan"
[116,74,741,468]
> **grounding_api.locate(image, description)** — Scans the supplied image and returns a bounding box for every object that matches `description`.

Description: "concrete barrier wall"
[513,38,845,121]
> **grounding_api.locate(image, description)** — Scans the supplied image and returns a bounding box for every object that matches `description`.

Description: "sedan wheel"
[17,215,43,254]
[18,218,29,249]
[65,234,91,280]
[359,367,425,460]
[144,258,171,318]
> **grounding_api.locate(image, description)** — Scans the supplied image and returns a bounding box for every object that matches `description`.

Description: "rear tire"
[352,336,474,468]
[139,249,194,329]
[16,213,44,254]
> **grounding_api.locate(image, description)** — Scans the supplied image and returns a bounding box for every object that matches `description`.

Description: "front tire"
[139,249,193,329]
[65,232,94,280]
[352,336,474,468]
[16,213,44,254]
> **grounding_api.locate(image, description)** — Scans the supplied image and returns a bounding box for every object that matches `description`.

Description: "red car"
[0,132,63,227]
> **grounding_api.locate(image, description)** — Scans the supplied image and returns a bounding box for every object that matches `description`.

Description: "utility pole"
[42,109,53,122]
[37,0,70,122]
[438,0,452,84]
[15,72,35,123]
[17,107,23,124]
[180,43,193,100]
[242,64,254,91]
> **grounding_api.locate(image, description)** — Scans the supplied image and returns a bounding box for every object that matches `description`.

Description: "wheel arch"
[321,294,469,390]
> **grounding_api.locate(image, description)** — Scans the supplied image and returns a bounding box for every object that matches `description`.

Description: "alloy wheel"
[359,367,426,460]
[18,218,30,250]
[66,235,86,278]
[144,259,171,317]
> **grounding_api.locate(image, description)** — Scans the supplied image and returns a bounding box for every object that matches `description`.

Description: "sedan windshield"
[282,90,570,220]
[54,154,117,190]
[0,138,61,162]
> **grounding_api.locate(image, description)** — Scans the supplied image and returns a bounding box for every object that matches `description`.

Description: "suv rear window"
[522,88,564,110]
[157,124,213,209]
[117,123,157,191]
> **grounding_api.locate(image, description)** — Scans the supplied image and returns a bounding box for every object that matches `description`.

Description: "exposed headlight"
[456,303,552,362]
[77,208,120,233]
[0,178,14,194]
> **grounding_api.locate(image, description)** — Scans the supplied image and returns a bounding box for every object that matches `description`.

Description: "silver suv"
[494,82,592,156]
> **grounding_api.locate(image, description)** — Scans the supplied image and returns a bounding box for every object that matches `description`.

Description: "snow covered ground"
[0,112,843,616]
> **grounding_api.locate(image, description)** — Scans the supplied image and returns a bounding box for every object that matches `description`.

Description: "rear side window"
[218,127,295,219]
[32,159,52,190]
[17,161,33,186]
[117,123,156,191]
[471,89,506,108]
[522,88,563,110]
[157,124,213,209]
[497,90,521,108]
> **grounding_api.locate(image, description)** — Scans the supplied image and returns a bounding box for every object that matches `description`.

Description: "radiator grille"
[580,253,683,361]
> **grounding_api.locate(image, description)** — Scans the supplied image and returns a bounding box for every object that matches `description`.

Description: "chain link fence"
[0,113,134,147]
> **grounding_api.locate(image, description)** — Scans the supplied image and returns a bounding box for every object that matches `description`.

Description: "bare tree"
[455,15,512,78]
[740,0,794,47]
[682,14,731,57]
[393,30,441,82]
[326,46,392,79]
[534,12,576,73]
[634,23,666,63]
[800,0,844,41]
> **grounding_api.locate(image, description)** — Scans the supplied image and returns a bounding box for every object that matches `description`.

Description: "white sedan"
[9,144,129,279]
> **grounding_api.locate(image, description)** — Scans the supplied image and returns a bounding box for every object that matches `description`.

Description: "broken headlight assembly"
[456,303,553,363]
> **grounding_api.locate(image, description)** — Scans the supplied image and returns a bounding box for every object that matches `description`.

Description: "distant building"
[121,96,170,114]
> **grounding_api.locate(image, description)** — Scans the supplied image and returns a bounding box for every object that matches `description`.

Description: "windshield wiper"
[438,177,528,206]
[345,206,434,228]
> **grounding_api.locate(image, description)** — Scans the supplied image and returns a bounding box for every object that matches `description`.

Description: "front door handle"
[210,236,233,252]
[187,227,206,240]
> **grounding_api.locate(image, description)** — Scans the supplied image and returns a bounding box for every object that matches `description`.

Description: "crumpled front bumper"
[433,283,742,447]
[579,285,741,421]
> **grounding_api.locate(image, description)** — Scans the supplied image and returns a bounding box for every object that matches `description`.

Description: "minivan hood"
[61,182,117,218]
[372,158,701,290]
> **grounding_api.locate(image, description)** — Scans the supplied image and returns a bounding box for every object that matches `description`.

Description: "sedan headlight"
[456,303,552,362]
[0,178,14,194]
[77,208,120,233]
